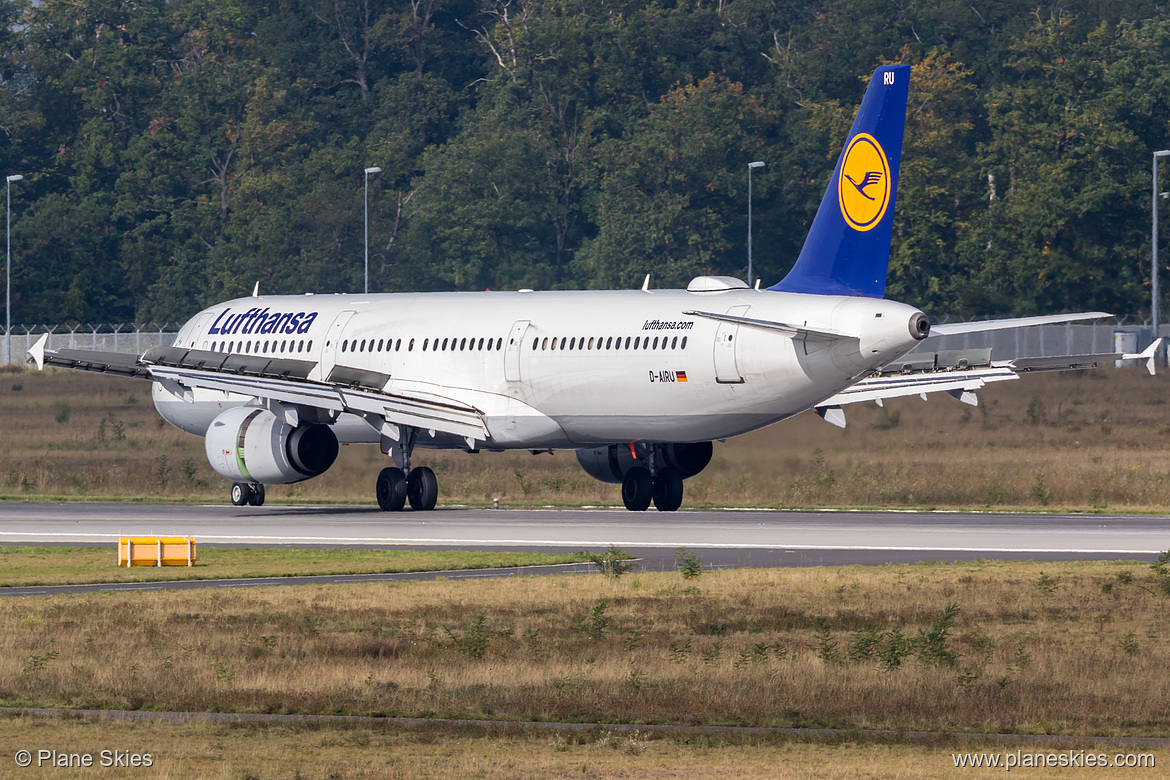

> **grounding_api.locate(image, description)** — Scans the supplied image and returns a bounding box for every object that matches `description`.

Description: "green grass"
[0,545,591,587]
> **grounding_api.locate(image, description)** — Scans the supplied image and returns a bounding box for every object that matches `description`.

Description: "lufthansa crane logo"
[837,132,891,231]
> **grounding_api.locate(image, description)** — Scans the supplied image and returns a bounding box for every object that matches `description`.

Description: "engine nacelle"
[661,441,713,479]
[204,407,338,484]
[575,444,641,484]
[575,441,713,484]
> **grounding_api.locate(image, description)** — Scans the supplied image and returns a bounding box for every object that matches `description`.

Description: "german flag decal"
[677,371,688,383]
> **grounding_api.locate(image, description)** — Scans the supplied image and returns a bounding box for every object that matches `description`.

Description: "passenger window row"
[534,335,688,351]
[341,336,505,353]
[202,333,688,358]
[208,339,311,355]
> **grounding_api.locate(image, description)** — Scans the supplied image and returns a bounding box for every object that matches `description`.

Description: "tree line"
[1,0,1169,325]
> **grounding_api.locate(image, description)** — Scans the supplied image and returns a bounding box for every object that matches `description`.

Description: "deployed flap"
[150,367,344,411]
[822,365,1020,407]
[338,388,486,442]
[148,365,487,443]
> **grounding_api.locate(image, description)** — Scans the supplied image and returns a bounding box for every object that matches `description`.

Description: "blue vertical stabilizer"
[770,64,910,298]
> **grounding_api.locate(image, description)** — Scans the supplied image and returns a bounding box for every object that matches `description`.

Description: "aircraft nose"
[909,312,931,340]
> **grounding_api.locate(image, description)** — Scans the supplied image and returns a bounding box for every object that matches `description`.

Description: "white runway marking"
[0,530,1162,555]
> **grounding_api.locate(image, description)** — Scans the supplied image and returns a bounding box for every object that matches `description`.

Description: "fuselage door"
[318,310,356,382]
[714,305,750,384]
[181,312,213,350]
[505,320,531,383]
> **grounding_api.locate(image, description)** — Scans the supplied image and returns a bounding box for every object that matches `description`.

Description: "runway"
[2,502,1168,564]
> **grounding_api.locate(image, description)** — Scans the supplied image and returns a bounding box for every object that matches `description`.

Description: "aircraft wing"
[27,336,489,445]
[813,340,1161,428]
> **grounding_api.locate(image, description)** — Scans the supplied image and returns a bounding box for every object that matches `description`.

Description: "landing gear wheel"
[621,467,653,512]
[407,466,438,511]
[231,482,252,507]
[376,467,408,511]
[247,483,266,507]
[652,468,684,512]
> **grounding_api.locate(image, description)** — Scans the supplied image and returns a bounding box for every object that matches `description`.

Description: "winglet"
[28,333,47,371]
[1123,338,1162,375]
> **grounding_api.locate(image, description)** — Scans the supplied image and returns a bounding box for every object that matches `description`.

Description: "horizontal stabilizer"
[930,312,1112,336]
[682,310,854,342]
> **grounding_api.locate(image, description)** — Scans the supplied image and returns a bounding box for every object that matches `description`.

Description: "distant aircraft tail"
[770,64,910,298]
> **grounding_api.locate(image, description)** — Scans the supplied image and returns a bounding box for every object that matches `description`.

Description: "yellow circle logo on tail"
[837,132,891,232]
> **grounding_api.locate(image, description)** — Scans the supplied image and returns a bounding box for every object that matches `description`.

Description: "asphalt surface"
[2,502,1167,595]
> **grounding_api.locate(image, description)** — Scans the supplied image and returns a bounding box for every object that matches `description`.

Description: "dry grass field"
[2,363,1169,510]
[4,561,1170,739]
[0,716,1158,779]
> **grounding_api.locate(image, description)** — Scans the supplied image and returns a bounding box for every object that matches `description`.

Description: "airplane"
[26,64,1158,512]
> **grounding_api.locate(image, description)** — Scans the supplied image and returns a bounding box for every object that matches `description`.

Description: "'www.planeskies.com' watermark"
[14,749,153,769]
[953,750,1154,771]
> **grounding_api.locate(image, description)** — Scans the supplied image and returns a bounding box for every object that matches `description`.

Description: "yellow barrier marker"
[118,537,196,567]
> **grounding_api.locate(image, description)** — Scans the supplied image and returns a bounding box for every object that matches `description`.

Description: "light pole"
[747,161,765,286]
[1154,151,1170,338]
[6,174,22,366]
[364,166,381,295]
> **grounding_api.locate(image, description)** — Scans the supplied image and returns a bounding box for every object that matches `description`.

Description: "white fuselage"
[152,287,927,450]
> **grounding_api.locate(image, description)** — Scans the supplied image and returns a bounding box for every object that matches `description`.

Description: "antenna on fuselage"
[252,281,260,298]
[641,274,650,292]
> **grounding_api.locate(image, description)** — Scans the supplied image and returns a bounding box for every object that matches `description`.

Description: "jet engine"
[575,441,713,484]
[204,406,338,484]
[660,441,713,478]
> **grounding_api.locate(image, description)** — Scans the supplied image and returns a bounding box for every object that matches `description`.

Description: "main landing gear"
[620,444,685,512]
[621,466,683,512]
[231,482,266,507]
[376,426,438,512]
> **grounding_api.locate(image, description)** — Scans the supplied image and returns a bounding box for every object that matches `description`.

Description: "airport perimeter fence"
[911,322,1159,363]
[0,321,1160,367]
[2,323,180,366]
